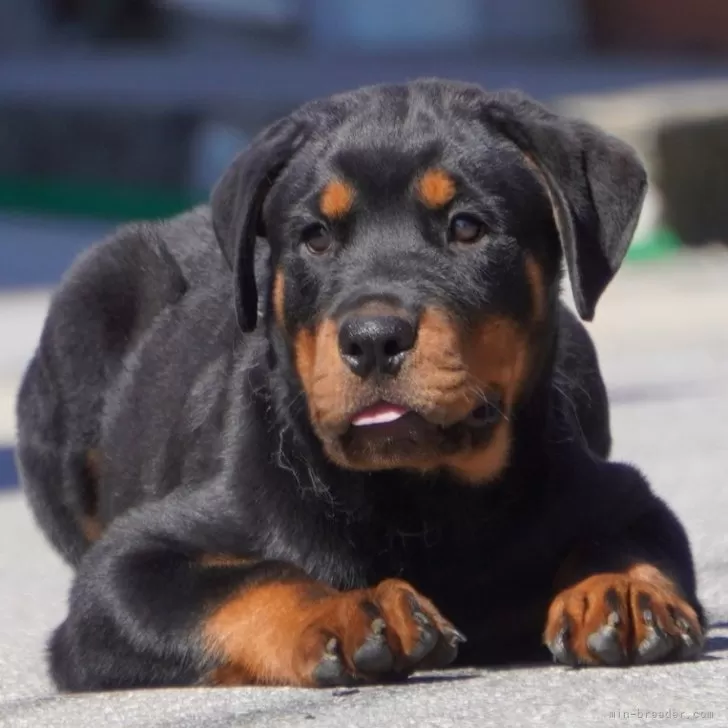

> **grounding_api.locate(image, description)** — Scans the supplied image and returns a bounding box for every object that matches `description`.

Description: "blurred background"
[2,0,728,488]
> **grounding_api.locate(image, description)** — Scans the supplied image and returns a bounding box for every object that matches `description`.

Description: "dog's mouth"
[351,402,410,428]
[349,399,501,432]
[348,404,430,444]
[339,395,504,460]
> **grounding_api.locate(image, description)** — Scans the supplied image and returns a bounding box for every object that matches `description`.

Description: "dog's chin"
[319,404,504,473]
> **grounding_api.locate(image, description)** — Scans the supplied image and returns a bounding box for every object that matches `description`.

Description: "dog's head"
[212,80,646,483]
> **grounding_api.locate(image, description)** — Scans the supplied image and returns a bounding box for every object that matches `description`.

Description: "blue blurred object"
[0,215,111,288]
[309,0,487,50]
[0,449,17,490]
[309,0,580,51]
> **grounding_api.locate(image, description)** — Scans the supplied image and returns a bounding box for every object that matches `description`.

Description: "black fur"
[16,79,703,691]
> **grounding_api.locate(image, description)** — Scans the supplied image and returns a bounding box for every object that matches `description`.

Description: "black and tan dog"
[16,79,705,691]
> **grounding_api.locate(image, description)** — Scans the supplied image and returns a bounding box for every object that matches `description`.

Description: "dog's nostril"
[347,342,364,358]
[383,338,401,358]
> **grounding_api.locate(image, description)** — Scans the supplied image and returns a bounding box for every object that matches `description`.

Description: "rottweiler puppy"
[16,79,705,691]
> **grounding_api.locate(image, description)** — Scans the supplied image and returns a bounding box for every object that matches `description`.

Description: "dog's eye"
[301,223,332,255]
[448,214,486,244]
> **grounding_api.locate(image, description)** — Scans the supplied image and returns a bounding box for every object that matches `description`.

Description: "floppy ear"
[483,91,647,321]
[211,117,306,332]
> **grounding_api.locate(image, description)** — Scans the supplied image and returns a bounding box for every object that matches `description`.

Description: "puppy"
[16,79,704,691]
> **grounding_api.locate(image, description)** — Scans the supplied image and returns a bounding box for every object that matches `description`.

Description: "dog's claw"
[632,598,674,664]
[606,610,621,628]
[408,613,439,663]
[314,638,354,686]
[635,624,674,664]
[371,618,386,636]
[549,618,578,667]
[443,626,467,646]
[412,608,430,628]
[587,624,625,666]
[353,623,394,674]
[673,613,704,660]
[676,631,702,660]
[417,625,465,668]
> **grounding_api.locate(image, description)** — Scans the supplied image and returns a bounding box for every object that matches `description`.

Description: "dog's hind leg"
[16,226,187,565]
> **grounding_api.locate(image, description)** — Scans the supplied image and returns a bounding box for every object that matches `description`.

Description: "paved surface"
[0,245,727,726]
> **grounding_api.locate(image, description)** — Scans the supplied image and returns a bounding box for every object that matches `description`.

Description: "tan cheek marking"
[405,308,472,423]
[464,316,530,411]
[294,328,317,396]
[447,316,530,484]
[417,169,456,209]
[273,270,286,327]
[310,319,353,429]
[294,320,354,433]
[524,253,547,323]
[404,309,529,425]
[414,308,461,355]
[320,180,354,219]
[403,308,526,484]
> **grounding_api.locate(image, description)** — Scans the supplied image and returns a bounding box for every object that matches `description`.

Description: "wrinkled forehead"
[277,94,536,209]
[341,109,523,188]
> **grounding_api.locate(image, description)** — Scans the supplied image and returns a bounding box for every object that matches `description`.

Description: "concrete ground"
[0,240,726,727]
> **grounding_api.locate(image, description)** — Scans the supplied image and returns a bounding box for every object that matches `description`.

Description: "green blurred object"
[0,176,199,222]
[626,227,681,263]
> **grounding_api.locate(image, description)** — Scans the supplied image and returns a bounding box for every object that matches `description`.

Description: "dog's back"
[15,210,219,564]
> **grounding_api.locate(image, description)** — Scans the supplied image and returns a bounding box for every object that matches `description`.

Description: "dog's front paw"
[299,578,465,687]
[544,565,704,666]
[207,578,464,687]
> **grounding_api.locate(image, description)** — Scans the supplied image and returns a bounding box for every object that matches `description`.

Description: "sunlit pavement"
[0,222,726,725]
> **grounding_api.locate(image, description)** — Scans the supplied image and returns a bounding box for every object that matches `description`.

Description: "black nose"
[338,315,416,377]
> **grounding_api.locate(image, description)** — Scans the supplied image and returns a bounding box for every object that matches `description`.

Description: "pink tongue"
[351,403,408,427]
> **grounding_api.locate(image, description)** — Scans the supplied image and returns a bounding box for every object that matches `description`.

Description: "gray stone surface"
[1,247,727,727]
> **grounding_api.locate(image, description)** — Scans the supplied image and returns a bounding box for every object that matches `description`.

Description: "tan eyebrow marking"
[417,169,456,209]
[320,180,355,219]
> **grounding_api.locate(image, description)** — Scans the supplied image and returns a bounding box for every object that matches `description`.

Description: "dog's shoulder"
[550,303,611,458]
[55,216,190,324]
[153,205,228,286]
